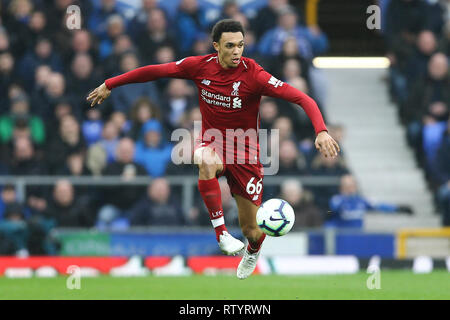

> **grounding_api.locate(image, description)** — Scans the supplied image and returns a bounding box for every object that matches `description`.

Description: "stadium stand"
[0,0,448,258]
[379,0,449,227]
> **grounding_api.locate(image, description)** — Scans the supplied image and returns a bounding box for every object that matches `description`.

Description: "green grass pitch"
[0,271,448,300]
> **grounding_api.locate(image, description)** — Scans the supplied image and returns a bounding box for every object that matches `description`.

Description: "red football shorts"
[193,140,264,206]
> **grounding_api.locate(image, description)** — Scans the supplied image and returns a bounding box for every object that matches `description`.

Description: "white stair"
[322,68,439,229]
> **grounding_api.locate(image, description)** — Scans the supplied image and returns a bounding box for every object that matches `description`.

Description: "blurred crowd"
[0,0,391,255]
[380,0,450,225]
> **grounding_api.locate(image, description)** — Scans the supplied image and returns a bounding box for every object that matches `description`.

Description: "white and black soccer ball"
[256,198,295,237]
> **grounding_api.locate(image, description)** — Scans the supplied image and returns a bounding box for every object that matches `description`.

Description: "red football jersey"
[105,53,327,163]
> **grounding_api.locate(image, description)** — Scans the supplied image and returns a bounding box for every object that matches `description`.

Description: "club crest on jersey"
[231,81,241,96]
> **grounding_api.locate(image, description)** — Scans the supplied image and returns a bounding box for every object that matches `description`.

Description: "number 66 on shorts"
[246,177,262,194]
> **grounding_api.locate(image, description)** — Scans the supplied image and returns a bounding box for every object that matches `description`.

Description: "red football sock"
[247,233,266,254]
[198,178,227,241]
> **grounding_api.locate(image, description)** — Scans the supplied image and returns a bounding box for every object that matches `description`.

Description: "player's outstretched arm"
[253,64,340,158]
[90,56,199,98]
[86,57,200,107]
[315,130,340,158]
[86,82,111,107]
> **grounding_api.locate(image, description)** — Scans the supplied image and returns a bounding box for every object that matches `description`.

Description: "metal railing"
[0,175,341,210]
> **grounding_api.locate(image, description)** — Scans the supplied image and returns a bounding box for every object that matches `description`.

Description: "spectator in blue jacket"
[17,37,63,91]
[127,0,166,41]
[175,0,209,55]
[136,8,178,65]
[110,51,160,112]
[0,202,29,256]
[97,120,120,164]
[88,0,126,41]
[129,177,185,226]
[326,174,413,229]
[134,120,173,177]
[257,6,328,60]
[0,185,17,220]
[435,121,450,226]
[251,0,291,40]
[434,119,450,186]
[98,14,126,60]
[82,109,104,146]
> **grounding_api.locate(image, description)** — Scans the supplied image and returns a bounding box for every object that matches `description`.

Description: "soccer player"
[87,19,340,279]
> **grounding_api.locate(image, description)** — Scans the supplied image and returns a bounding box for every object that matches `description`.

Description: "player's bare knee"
[196,148,223,179]
[194,147,221,165]
[198,162,219,179]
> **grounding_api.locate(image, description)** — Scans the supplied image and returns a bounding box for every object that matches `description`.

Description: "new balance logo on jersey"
[231,81,241,96]
[201,79,211,85]
[268,76,283,88]
[232,97,242,109]
[176,58,186,65]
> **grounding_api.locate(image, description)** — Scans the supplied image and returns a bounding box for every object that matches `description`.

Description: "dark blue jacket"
[326,194,398,228]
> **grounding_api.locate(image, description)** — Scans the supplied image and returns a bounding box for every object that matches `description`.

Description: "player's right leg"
[234,194,266,279]
[194,146,244,255]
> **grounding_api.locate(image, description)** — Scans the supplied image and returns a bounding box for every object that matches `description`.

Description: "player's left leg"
[194,145,244,255]
[234,194,266,279]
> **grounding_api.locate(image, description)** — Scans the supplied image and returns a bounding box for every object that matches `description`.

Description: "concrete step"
[334,106,397,114]
[329,99,393,108]
[346,159,413,167]
[346,151,416,162]
[368,193,433,203]
[350,162,418,171]
[333,112,399,119]
[346,127,405,135]
[333,119,400,128]
[361,184,429,195]
[358,175,427,192]
[344,145,415,155]
[358,168,424,177]
[347,158,417,170]
[364,214,441,232]
[344,139,409,148]
[345,129,406,139]
[363,188,431,198]
[371,195,434,204]
[360,181,427,194]
[324,68,434,220]
[337,113,399,120]
[329,97,394,106]
[330,108,394,116]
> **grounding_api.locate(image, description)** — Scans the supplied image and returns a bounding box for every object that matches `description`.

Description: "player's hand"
[86,82,111,107]
[315,131,340,158]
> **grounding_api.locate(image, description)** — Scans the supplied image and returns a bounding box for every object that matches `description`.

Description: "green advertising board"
[58,231,111,256]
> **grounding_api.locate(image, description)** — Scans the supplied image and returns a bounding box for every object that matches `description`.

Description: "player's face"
[213,32,244,69]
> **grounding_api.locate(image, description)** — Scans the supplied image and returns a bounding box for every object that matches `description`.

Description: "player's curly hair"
[211,19,244,43]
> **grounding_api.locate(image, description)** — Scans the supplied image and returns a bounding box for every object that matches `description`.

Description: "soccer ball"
[256,198,295,237]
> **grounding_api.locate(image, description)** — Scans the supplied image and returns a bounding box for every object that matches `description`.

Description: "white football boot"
[218,231,245,256]
[237,248,260,279]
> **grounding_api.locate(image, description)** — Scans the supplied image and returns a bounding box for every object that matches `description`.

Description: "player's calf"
[241,225,266,254]
[196,148,234,247]
[198,177,228,241]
